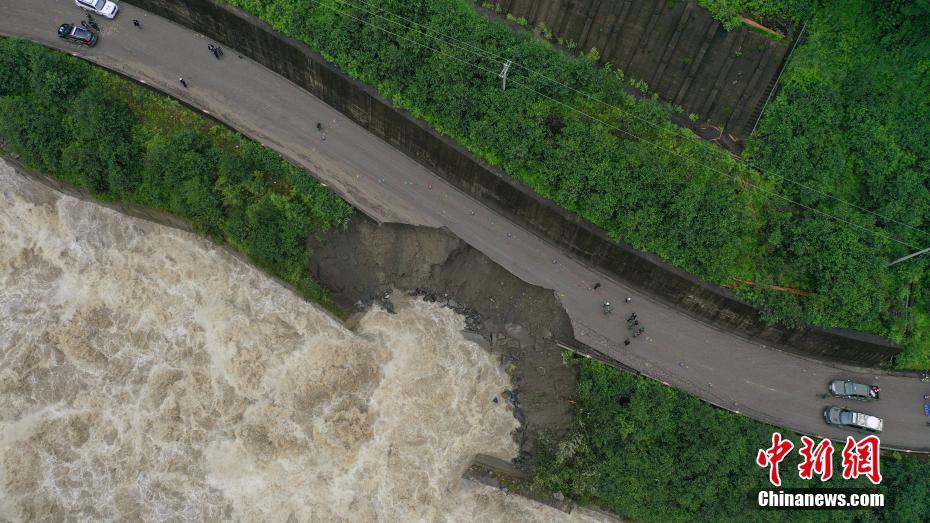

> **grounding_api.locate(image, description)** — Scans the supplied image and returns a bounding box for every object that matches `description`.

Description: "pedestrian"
[592,282,601,290]
[623,339,630,346]
[132,19,141,28]
[179,77,188,88]
[85,13,99,30]
[625,297,632,303]
[316,122,323,131]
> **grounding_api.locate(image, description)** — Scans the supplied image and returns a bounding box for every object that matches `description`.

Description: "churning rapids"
[0,161,602,522]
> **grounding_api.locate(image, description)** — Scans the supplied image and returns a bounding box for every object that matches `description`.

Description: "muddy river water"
[0,160,605,522]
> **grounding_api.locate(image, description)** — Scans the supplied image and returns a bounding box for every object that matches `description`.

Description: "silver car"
[824,406,883,433]
[75,0,118,19]
[828,379,879,401]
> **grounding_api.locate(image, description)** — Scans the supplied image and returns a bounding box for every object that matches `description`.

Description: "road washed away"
[0,160,602,522]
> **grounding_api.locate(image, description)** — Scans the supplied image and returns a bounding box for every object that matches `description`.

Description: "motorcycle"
[207,44,223,59]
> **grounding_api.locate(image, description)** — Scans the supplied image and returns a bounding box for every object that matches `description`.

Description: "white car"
[824,406,883,433]
[75,0,118,19]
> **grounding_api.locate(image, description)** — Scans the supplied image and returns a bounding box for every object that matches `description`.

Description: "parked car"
[824,406,883,433]
[58,24,98,47]
[74,0,118,18]
[828,379,880,401]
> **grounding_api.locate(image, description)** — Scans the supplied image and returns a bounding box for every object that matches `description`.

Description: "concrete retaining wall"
[124,0,900,366]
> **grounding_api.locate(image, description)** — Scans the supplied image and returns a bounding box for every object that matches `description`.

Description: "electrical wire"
[328,0,930,241]
[305,0,923,250]
[333,0,930,241]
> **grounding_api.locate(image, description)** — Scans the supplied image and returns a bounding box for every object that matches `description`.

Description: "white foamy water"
[0,161,606,522]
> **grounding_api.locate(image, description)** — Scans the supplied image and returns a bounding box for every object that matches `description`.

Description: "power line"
[330,0,930,241]
[305,0,921,250]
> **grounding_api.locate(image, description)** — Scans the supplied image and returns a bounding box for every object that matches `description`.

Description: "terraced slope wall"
[492,0,794,141]
[123,0,899,366]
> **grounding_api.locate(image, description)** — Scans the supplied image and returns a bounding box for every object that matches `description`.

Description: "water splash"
[0,161,603,522]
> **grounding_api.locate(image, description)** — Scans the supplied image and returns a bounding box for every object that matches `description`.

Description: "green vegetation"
[0,38,353,308]
[745,0,930,367]
[534,355,930,521]
[222,0,928,363]
[227,0,767,286]
[696,0,805,30]
[511,3,930,518]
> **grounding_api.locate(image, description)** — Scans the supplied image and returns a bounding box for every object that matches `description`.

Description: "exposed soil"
[308,215,579,468]
[7,156,580,471]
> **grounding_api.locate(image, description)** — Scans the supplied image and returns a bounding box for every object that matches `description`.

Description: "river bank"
[3,156,602,516]
[6,155,584,468]
[308,217,582,470]
[0,157,622,521]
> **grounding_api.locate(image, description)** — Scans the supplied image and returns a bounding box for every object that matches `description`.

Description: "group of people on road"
[627,311,644,338]
[179,42,224,88]
[88,13,319,145]
[80,11,218,91]
[80,13,99,32]
[598,286,643,346]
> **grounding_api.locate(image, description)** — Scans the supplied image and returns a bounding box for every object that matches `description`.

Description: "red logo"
[757,433,882,486]
[841,435,882,485]
[797,436,834,481]
[756,432,795,487]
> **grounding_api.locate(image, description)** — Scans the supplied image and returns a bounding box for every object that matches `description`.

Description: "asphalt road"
[3,1,929,452]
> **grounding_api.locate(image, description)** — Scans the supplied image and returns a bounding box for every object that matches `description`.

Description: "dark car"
[828,379,879,401]
[58,23,97,47]
[824,406,883,433]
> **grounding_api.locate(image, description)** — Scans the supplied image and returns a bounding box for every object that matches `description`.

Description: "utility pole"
[888,246,930,267]
[498,59,512,90]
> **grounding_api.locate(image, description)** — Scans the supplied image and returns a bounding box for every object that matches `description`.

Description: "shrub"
[0,38,352,308]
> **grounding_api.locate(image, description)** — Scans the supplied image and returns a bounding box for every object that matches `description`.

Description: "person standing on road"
[179,77,188,88]
[132,19,141,28]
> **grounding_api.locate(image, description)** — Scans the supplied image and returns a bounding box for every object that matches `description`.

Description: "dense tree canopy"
[0,38,353,308]
[534,356,930,521]
[744,0,930,365]
[224,0,930,364]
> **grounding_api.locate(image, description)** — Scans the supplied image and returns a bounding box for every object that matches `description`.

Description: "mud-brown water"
[0,160,606,522]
